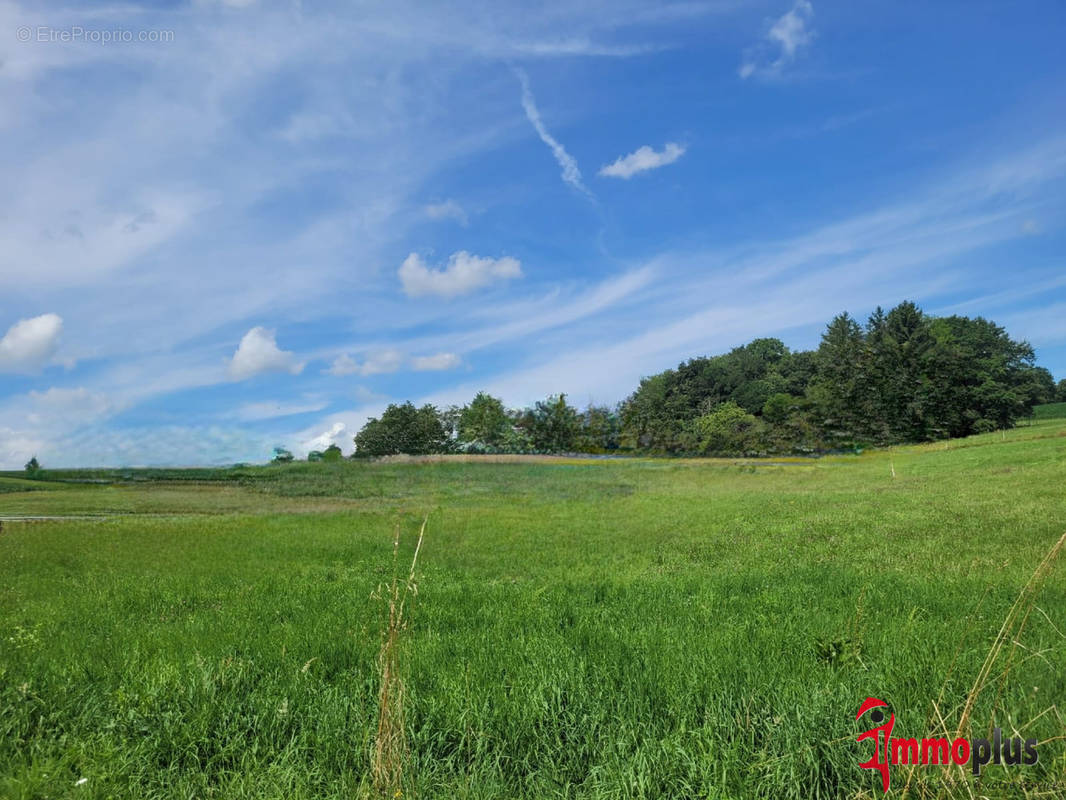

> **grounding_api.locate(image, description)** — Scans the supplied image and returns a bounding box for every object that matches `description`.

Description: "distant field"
[2,421,1065,799]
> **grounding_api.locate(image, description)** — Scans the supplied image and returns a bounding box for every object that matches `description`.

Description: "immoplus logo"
[856,697,1038,792]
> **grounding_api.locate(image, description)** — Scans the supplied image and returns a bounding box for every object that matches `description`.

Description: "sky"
[1,0,1065,467]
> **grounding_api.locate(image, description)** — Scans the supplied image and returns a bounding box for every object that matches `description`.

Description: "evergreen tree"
[810,312,867,444]
[878,301,935,441]
[457,392,510,448]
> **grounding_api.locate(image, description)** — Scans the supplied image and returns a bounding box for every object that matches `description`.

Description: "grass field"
[2,423,1065,799]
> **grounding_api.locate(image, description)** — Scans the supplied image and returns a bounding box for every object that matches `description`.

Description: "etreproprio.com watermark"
[16,25,175,44]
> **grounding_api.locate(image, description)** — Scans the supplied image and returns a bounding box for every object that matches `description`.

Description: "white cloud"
[399,251,522,298]
[411,352,462,371]
[425,199,469,226]
[768,1,815,60]
[299,421,349,456]
[359,349,406,376]
[325,349,453,376]
[325,353,361,376]
[516,70,591,196]
[0,313,63,372]
[599,142,686,179]
[325,350,406,377]
[228,327,304,380]
[739,0,815,80]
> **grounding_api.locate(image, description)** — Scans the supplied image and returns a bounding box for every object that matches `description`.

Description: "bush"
[690,402,764,455]
[271,448,295,464]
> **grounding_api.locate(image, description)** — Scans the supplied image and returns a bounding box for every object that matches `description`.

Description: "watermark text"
[16,25,175,44]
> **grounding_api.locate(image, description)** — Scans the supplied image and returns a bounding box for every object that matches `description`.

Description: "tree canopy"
[346,301,1055,458]
[353,402,452,457]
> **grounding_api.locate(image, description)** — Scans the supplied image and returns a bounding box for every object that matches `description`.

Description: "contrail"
[516,69,593,197]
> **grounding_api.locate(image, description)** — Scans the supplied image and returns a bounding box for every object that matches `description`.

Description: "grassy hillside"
[1,421,1065,798]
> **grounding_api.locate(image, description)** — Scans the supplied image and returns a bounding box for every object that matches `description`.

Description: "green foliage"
[621,338,801,452]
[23,456,40,477]
[574,404,621,453]
[810,312,867,444]
[619,371,686,451]
[689,401,764,455]
[499,420,535,454]
[1020,366,1057,407]
[1033,401,1066,420]
[457,392,510,448]
[815,635,864,669]
[271,447,294,464]
[922,314,1034,437]
[520,394,580,452]
[761,393,794,425]
[307,446,342,463]
[353,402,452,457]
[620,301,1046,455]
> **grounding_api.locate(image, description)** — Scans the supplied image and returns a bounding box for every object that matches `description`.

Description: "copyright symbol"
[16,26,31,42]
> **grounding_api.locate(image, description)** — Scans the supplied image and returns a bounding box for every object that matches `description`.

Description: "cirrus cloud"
[517,69,592,196]
[599,142,686,179]
[27,386,118,422]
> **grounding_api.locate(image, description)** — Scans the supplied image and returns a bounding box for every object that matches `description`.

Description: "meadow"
[1,421,1065,799]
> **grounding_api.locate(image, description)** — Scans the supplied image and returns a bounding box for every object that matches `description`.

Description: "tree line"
[342,301,1062,459]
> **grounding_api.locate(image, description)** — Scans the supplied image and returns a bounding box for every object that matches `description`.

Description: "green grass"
[2,422,1065,798]
[1032,401,1066,420]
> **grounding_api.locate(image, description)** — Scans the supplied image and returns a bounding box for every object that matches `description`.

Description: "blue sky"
[2,0,1065,467]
